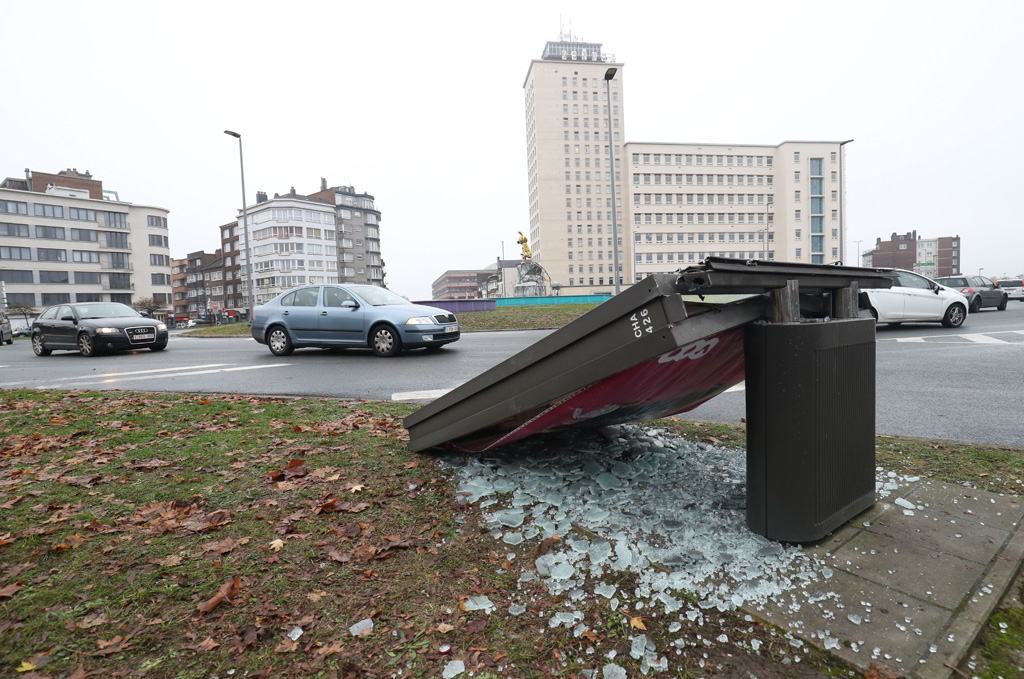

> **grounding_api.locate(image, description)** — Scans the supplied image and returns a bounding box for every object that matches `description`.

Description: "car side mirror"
[341,300,359,308]
[61,315,76,322]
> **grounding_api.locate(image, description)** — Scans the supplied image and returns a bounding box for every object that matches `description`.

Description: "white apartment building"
[524,39,851,292]
[523,38,627,295]
[227,183,385,309]
[0,168,172,312]
[237,190,340,306]
[628,141,850,279]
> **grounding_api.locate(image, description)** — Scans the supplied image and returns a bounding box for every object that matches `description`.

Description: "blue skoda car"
[251,284,460,357]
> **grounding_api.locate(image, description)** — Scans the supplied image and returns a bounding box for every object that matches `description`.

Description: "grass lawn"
[1,390,1021,678]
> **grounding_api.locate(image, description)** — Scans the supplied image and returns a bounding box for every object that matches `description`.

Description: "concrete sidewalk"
[751,478,1024,678]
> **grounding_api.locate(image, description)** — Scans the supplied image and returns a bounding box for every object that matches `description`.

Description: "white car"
[996,279,1024,301]
[861,269,968,328]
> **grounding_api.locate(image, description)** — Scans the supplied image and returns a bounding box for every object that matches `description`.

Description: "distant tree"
[5,303,37,327]
[132,297,166,317]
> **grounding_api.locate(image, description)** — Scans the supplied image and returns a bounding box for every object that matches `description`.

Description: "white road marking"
[32,363,290,389]
[2,363,230,387]
[392,389,453,401]
[961,333,1011,344]
[893,337,927,342]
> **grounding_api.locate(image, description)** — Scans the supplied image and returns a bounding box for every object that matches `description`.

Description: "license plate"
[445,324,458,333]
[131,333,154,341]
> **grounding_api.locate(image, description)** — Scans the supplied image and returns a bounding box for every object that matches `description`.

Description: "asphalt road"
[2,302,1022,446]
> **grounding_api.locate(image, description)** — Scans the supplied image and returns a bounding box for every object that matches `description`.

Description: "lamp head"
[604,67,617,81]
[224,130,241,138]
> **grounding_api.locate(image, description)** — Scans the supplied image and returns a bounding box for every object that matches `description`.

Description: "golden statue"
[517,230,532,260]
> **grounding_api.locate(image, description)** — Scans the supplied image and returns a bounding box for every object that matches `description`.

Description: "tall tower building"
[524,37,627,295]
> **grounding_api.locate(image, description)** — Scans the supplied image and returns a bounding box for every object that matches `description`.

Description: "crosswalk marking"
[392,389,453,401]
[961,333,1011,344]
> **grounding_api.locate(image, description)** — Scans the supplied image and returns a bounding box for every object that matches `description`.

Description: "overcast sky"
[3,0,1022,298]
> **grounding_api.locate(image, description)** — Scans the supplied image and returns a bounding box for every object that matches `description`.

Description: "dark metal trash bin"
[744,317,877,543]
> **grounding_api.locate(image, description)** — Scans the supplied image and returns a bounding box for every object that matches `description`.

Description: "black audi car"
[31,302,168,357]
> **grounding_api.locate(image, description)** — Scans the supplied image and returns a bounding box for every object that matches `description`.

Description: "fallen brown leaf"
[197,576,242,615]
[0,583,23,598]
[196,636,220,651]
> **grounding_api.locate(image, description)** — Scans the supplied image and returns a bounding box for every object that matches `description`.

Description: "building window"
[34,204,64,218]
[793,152,800,162]
[105,212,128,229]
[0,200,29,215]
[41,293,72,305]
[37,247,67,261]
[0,269,33,283]
[75,271,101,284]
[69,208,96,221]
[1,246,32,260]
[794,210,801,221]
[147,215,168,228]
[39,270,70,284]
[35,225,65,240]
[72,250,100,263]
[71,228,98,241]
[106,232,129,248]
[1,222,29,237]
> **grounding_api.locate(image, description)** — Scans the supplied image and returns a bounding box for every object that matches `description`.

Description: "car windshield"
[348,285,409,306]
[77,304,141,319]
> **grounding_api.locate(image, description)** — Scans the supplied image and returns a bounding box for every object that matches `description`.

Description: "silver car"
[251,284,460,357]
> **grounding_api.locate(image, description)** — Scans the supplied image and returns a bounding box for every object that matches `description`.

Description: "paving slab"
[749,478,1024,678]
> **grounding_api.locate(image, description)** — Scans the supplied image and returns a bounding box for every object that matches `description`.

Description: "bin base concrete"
[748,478,1024,679]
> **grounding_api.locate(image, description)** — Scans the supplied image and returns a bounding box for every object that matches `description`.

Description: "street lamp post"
[604,67,621,294]
[224,130,254,321]
[979,267,984,276]
[762,201,773,260]
[854,239,863,266]
[838,139,854,264]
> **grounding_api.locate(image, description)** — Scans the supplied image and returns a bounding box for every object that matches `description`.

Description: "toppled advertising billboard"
[405,258,895,455]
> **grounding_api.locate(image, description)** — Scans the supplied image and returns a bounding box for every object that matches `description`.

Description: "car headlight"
[96,327,120,334]
[405,316,434,325]
[156,323,167,331]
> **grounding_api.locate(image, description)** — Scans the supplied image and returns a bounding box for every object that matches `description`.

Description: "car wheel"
[32,334,52,356]
[942,303,966,328]
[969,296,981,313]
[149,343,167,352]
[997,295,1008,311]
[267,326,294,356]
[78,333,97,357]
[370,324,402,357]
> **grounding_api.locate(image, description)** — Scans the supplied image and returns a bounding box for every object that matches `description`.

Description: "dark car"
[934,275,1008,312]
[0,310,13,345]
[251,284,459,357]
[31,302,169,357]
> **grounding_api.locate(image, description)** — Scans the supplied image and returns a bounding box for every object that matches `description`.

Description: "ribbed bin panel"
[745,319,876,543]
